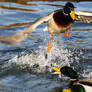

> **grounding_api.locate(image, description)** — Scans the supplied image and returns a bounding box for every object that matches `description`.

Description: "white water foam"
[2,42,79,74]
[1,43,92,79]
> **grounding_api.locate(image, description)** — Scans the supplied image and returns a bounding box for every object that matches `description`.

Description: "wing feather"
[0,12,54,45]
[75,11,92,23]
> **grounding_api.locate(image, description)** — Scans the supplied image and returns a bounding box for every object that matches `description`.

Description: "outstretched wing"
[0,12,54,46]
[75,11,92,23]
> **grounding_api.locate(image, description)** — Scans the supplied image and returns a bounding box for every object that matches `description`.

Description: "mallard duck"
[50,84,89,92]
[52,66,92,92]
[0,2,92,52]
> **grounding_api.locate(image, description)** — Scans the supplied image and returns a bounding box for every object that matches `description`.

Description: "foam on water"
[0,42,82,74]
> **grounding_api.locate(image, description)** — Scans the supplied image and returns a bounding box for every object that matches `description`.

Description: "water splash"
[0,42,85,75]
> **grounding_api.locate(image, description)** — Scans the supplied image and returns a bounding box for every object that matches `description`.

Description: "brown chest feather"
[53,10,74,28]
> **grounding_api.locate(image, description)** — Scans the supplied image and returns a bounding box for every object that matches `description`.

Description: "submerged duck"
[52,66,92,92]
[0,2,92,52]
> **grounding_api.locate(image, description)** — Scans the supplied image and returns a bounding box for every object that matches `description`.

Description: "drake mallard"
[52,66,92,92]
[50,84,89,92]
[0,2,92,52]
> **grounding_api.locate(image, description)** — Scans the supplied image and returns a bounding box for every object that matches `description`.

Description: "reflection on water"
[0,0,92,92]
[0,5,37,12]
[0,22,33,28]
[0,0,92,3]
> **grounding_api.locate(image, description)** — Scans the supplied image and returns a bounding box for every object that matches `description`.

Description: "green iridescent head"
[52,66,79,79]
[63,85,85,92]
[64,2,76,20]
[71,85,86,92]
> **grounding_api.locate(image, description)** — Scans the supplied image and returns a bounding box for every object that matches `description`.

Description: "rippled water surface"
[0,1,92,92]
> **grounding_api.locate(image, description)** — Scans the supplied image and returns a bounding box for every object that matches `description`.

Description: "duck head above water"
[63,2,76,20]
[52,66,79,79]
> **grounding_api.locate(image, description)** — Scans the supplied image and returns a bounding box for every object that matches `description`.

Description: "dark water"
[0,1,92,92]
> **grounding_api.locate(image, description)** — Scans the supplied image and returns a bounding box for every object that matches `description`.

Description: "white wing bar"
[75,11,92,16]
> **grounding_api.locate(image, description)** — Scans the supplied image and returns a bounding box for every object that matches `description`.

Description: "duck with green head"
[0,2,92,52]
[50,84,86,92]
[47,2,76,52]
[52,66,92,92]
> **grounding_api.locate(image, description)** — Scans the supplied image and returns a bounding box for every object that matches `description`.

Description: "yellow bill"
[70,11,76,20]
[63,88,71,92]
[52,67,61,74]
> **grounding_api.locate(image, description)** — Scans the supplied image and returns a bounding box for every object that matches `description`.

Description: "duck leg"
[47,33,52,52]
